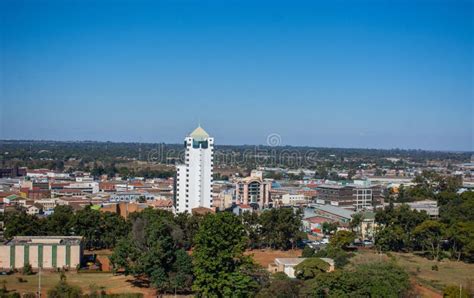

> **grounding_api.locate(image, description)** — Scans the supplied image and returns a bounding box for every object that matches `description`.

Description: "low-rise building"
[232,204,254,216]
[302,216,336,235]
[268,257,335,278]
[25,204,42,215]
[316,182,383,211]
[359,211,377,241]
[392,200,439,218]
[305,204,354,225]
[0,236,83,270]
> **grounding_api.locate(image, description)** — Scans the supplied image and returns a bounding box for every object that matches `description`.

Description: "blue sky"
[1,0,472,151]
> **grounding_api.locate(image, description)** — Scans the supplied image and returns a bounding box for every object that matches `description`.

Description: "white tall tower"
[175,125,214,213]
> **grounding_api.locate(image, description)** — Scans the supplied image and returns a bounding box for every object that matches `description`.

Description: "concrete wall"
[57,245,66,268]
[70,245,81,268]
[14,246,24,268]
[43,245,52,268]
[0,244,82,270]
[29,245,39,268]
[0,246,10,268]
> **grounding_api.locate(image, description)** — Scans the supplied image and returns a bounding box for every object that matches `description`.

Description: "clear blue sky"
[1,0,472,151]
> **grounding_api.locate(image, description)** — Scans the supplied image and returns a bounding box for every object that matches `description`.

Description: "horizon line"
[1,138,472,154]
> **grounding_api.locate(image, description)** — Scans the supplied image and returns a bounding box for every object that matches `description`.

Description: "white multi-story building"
[175,126,214,213]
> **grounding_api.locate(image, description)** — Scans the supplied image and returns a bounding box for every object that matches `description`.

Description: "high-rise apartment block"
[175,126,214,213]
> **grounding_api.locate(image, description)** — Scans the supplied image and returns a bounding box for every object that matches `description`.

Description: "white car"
[320,238,329,244]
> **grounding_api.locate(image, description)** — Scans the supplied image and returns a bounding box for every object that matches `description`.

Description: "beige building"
[268,257,335,278]
[234,171,272,209]
[0,236,83,270]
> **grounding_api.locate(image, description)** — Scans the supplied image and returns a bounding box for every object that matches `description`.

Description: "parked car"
[320,238,329,244]
[363,240,374,246]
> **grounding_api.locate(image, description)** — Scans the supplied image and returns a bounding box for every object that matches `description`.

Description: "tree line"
[374,190,474,262]
[2,206,129,250]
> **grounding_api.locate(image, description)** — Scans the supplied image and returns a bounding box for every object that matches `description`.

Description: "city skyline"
[1,0,472,151]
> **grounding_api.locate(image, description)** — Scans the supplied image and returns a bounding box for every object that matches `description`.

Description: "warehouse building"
[0,236,83,270]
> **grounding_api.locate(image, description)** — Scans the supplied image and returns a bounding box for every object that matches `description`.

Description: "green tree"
[349,213,364,239]
[101,212,130,248]
[3,211,45,239]
[301,246,315,258]
[375,204,429,251]
[46,205,74,235]
[322,222,338,236]
[70,206,103,249]
[413,220,446,260]
[174,212,202,249]
[446,221,474,262]
[294,258,330,280]
[110,209,193,294]
[21,263,33,275]
[192,212,259,297]
[168,249,194,294]
[329,230,355,249]
[240,211,261,249]
[47,273,82,298]
[259,208,302,250]
[300,262,410,297]
[256,273,302,298]
[314,245,352,269]
[375,225,406,252]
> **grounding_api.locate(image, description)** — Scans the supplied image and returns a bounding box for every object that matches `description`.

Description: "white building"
[282,193,307,206]
[175,126,214,213]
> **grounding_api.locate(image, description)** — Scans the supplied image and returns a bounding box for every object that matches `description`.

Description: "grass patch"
[351,249,474,293]
[0,271,156,297]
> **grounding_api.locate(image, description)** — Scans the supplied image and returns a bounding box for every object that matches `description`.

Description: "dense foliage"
[192,212,266,297]
[375,181,474,262]
[299,262,410,297]
[2,206,129,250]
[109,209,194,294]
[240,208,304,250]
[294,258,330,280]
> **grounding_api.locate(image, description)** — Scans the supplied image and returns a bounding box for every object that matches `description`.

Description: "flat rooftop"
[4,236,83,246]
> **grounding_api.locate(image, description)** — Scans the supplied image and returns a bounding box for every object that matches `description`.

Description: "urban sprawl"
[0,126,473,297]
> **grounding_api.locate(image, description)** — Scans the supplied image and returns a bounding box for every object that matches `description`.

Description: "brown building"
[100,202,148,219]
[0,167,26,178]
[316,184,382,211]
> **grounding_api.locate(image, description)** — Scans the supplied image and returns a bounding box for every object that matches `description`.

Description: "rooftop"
[306,204,355,219]
[275,258,306,266]
[5,236,83,246]
[189,125,210,141]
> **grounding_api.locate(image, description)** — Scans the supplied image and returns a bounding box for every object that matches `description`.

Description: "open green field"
[351,249,474,295]
[0,271,155,297]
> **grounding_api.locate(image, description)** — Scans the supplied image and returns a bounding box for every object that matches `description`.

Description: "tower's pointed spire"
[190,125,209,141]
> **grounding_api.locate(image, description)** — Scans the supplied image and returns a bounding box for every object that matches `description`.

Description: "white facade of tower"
[175,126,214,213]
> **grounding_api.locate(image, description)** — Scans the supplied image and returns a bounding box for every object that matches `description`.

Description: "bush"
[21,263,33,275]
[443,285,470,298]
[314,245,352,268]
[256,275,302,298]
[301,246,315,258]
[47,273,82,298]
[300,262,410,297]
